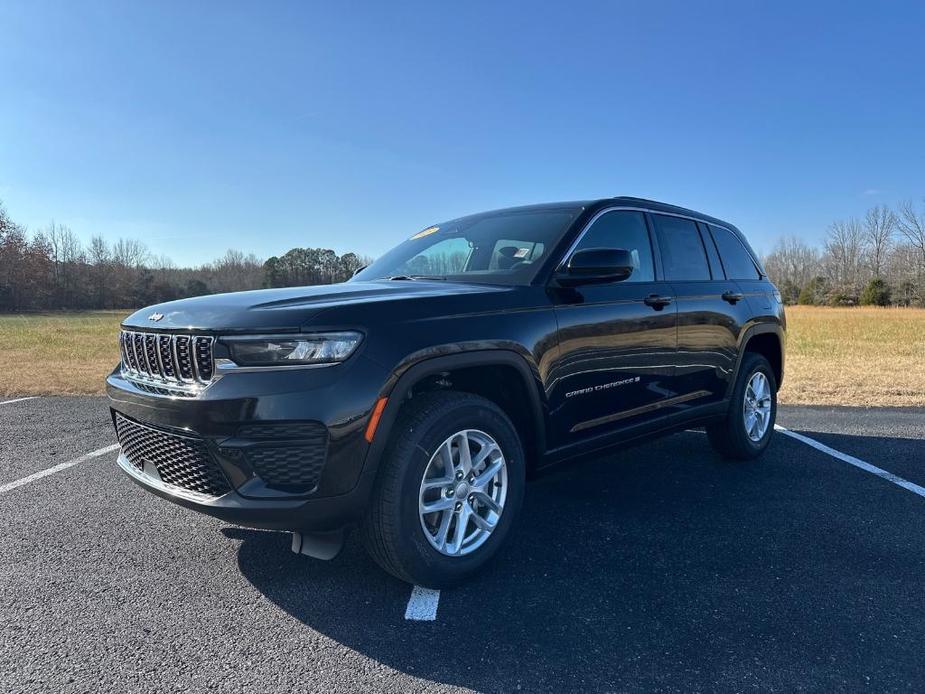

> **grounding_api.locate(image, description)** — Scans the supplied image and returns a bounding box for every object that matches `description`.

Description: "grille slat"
[144,334,161,378]
[119,332,132,372]
[175,335,194,381]
[158,335,176,379]
[133,333,148,375]
[119,330,216,391]
[195,337,214,381]
[115,414,230,497]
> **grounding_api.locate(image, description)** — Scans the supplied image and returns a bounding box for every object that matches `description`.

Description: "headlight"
[224,332,362,366]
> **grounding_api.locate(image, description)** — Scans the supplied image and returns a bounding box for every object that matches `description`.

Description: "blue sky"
[2,1,924,265]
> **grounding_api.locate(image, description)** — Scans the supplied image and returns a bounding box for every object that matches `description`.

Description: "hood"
[121,280,511,333]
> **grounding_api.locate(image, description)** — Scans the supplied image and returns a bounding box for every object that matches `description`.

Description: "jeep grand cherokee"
[107,197,785,587]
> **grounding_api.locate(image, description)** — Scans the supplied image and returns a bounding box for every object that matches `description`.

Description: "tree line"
[5,195,925,312]
[762,199,925,306]
[0,200,372,312]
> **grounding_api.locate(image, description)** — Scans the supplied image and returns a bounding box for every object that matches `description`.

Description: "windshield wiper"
[383,274,447,281]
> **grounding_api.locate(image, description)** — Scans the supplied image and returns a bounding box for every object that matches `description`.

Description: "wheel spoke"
[421,496,456,514]
[471,459,503,492]
[471,442,498,471]
[472,490,502,514]
[469,508,496,532]
[456,433,473,473]
[744,411,757,434]
[438,441,454,475]
[449,506,471,553]
[434,509,453,549]
[421,476,454,491]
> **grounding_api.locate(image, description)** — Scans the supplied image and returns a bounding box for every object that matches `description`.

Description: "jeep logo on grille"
[148,312,164,322]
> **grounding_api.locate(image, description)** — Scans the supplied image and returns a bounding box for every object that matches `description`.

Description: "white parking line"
[775,425,925,498]
[404,586,440,621]
[0,444,120,494]
[0,396,39,406]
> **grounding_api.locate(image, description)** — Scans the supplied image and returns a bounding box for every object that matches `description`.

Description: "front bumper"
[106,353,389,532]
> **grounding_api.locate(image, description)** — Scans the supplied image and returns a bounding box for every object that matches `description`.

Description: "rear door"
[706,223,770,315]
[547,209,678,447]
[650,213,751,411]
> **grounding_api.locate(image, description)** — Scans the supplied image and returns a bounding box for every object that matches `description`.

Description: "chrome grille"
[120,330,215,390]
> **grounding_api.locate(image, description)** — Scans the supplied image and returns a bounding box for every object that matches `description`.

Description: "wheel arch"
[727,323,785,399]
[367,349,548,474]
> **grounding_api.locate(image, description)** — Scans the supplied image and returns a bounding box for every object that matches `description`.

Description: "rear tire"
[362,391,525,587]
[707,352,777,460]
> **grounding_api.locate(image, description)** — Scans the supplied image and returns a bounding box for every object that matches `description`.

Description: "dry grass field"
[0,311,126,396]
[1,307,923,405]
[780,306,925,406]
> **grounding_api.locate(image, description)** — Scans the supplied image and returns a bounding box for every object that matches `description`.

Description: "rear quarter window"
[709,225,761,279]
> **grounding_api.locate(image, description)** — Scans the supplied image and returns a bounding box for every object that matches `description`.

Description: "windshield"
[351,205,583,286]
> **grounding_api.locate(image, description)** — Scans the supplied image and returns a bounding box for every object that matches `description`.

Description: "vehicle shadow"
[226,430,925,692]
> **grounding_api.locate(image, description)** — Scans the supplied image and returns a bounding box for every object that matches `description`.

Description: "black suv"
[108,197,785,587]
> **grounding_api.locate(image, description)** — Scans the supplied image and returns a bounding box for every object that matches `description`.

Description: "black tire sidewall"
[389,397,525,585]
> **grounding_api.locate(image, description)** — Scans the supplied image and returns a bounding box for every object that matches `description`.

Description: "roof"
[601,196,739,232]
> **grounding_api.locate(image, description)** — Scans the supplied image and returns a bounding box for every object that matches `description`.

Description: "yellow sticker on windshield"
[410,225,439,240]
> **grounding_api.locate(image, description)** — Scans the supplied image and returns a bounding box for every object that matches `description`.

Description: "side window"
[569,210,655,282]
[652,214,711,281]
[709,225,761,279]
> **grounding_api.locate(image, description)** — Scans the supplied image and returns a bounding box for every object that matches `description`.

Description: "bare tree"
[896,199,925,277]
[40,222,85,307]
[112,238,149,268]
[762,235,820,296]
[863,205,895,278]
[207,249,263,293]
[823,218,866,294]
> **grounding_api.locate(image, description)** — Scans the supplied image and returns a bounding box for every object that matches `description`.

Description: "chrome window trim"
[556,205,741,273]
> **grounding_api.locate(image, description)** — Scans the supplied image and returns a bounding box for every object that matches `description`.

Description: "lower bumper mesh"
[114,413,231,497]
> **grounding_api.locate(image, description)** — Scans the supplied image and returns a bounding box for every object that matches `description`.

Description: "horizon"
[2,1,925,265]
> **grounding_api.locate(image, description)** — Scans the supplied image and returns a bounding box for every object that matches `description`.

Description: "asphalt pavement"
[1,396,923,693]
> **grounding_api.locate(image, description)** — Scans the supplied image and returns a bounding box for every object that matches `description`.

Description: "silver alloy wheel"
[743,371,772,442]
[418,429,508,557]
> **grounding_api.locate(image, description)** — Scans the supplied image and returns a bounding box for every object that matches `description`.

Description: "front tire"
[707,352,777,460]
[362,391,525,587]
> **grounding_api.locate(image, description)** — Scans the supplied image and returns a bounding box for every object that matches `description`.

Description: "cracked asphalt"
[1,397,923,693]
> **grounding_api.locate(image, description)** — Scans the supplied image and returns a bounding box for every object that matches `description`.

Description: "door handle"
[722,291,745,304]
[644,294,673,310]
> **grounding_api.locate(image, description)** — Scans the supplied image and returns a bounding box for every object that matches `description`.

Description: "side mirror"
[557,248,635,286]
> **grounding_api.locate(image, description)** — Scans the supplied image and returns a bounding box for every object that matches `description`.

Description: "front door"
[547,209,678,448]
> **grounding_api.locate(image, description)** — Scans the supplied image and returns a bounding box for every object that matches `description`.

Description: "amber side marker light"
[364,397,388,443]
